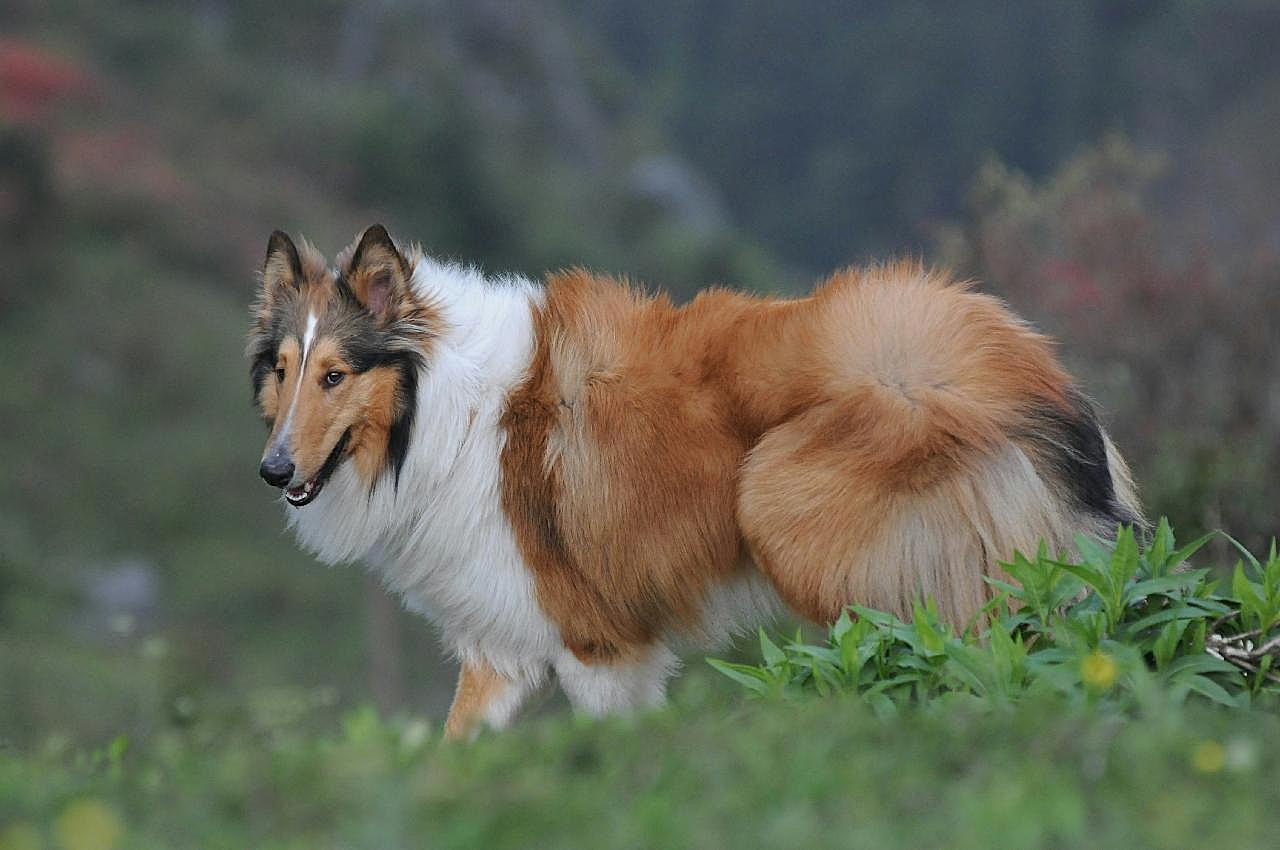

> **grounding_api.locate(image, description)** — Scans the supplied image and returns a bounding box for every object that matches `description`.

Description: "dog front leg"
[443,659,541,741]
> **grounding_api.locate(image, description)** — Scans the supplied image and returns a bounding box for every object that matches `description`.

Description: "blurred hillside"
[1,0,1278,747]
[572,0,1280,271]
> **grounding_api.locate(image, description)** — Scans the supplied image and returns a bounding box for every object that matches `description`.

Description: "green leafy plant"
[710,519,1280,711]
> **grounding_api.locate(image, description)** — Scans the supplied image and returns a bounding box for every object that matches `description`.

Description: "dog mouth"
[283,429,351,507]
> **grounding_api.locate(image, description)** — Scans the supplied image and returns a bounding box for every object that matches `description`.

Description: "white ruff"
[286,258,560,676]
[280,255,786,718]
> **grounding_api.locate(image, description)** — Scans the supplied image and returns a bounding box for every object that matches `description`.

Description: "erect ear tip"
[360,223,394,248]
[265,229,298,262]
[263,229,304,283]
[351,223,409,278]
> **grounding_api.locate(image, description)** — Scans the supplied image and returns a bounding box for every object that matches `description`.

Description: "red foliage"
[939,139,1280,544]
[0,39,96,123]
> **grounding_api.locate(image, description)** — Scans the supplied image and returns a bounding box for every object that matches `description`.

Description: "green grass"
[3,677,1279,850]
[710,521,1280,711]
[13,519,1280,850]
[22,520,1280,849]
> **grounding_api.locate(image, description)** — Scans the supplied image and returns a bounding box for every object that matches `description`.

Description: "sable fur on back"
[499,262,1141,656]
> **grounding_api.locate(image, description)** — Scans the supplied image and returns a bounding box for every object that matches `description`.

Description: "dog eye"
[275,367,285,382]
[324,371,345,387]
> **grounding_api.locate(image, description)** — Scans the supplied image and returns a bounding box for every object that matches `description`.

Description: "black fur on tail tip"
[1022,389,1140,531]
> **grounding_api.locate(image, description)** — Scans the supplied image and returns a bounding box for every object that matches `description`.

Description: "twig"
[1206,628,1280,686]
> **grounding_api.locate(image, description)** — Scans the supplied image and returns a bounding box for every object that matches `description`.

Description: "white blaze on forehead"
[278,311,319,446]
[301,310,319,364]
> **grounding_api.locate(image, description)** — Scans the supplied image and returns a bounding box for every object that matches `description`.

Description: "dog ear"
[262,230,304,296]
[344,224,412,323]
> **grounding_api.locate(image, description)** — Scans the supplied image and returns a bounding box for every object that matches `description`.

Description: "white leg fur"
[480,667,546,732]
[554,644,679,716]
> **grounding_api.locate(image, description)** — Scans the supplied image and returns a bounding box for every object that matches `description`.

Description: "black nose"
[259,449,295,487]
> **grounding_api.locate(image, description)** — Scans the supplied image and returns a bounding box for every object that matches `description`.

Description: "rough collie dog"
[248,224,1141,739]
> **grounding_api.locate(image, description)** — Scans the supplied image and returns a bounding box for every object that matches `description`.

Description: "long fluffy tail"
[1017,387,1144,536]
[738,268,1143,628]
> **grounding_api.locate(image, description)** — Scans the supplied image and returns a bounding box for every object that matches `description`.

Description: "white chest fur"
[286,261,561,675]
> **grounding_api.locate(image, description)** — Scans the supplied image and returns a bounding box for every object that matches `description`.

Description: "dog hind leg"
[553,643,679,716]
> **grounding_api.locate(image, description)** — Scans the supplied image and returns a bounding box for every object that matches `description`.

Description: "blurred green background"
[2,0,1278,753]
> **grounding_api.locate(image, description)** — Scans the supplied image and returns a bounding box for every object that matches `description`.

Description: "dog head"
[247,225,437,506]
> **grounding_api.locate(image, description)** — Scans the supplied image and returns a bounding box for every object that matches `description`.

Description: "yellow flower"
[1081,650,1118,690]
[1191,740,1226,774]
[52,800,122,850]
